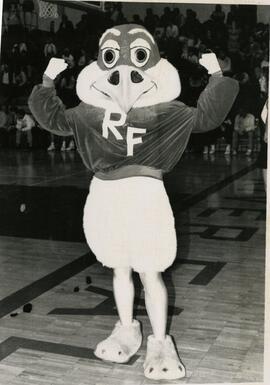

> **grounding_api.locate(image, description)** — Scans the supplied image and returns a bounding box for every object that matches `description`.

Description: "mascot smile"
[29,24,239,381]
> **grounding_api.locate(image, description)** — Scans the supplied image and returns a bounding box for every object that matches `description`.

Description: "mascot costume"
[29,24,239,380]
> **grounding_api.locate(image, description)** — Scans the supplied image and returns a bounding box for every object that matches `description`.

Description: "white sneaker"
[224,145,231,155]
[47,143,55,151]
[209,145,215,154]
[246,149,252,156]
[203,146,208,154]
[66,141,75,151]
[61,142,66,151]
[232,150,237,155]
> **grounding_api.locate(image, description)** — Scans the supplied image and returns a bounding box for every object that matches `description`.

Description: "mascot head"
[76,24,181,113]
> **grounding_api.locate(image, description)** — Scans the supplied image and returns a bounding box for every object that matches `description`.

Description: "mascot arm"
[28,58,73,137]
[192,75,239,133]
[28,78,74,136]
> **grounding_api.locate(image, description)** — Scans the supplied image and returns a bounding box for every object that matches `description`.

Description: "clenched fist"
[44,58,68,80]
[199,53,222,75]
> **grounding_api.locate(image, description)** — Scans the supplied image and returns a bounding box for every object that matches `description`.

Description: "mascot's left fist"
[199,53,222,75]
[44,58,68,80]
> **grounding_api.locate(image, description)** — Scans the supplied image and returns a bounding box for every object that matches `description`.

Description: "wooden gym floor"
[0,149,267,385]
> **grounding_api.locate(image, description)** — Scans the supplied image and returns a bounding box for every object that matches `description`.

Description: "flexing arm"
[28,58,74,136]
[192,53,239,133]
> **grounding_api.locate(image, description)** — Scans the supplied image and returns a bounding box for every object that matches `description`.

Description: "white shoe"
[94,320,142,363]
[47,143,55,151]
[203,146,208,154]
[246,149,252,156]
[224,145,231,155]
[66,141,75,151]
[209,145,215,154]
[144,335,186,380]
[61,142,66,151]
[232,150,237,155]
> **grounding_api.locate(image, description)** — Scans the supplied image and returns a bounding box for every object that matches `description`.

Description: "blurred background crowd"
[0,1,268,155]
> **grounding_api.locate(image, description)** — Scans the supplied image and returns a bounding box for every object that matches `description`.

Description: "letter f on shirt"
[102,109,146,156]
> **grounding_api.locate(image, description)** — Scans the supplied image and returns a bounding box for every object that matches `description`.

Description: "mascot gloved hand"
[199,52,222,75]
[29,24,239,381]
[44,58,68,80]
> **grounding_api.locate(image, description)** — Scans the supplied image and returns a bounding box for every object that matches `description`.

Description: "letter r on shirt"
[102,109,126,140]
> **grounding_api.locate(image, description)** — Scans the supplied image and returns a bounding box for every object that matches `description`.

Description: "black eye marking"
[136,49,147,62]
[104,49,115,64]
[102,48,119,68]
[130,46,150,67]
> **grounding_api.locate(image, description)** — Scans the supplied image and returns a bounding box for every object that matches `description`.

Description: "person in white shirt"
[165,22,179,39]
[44,39,57,63]
[15,109,35,149]
[232,107,256,156]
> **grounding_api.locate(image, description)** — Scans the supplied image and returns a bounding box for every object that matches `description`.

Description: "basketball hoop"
[38,0,58,18]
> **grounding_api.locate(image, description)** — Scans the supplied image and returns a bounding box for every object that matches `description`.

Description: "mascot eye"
[102,48,119,68]
[131,47,150,67]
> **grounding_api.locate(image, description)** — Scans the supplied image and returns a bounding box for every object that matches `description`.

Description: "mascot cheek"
[134,59,181,108]
[76,62,116,110]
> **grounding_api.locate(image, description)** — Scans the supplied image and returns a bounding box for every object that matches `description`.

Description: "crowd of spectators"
[0,2,269,154]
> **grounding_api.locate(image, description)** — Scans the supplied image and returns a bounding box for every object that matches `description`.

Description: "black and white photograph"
[0,0,269,384]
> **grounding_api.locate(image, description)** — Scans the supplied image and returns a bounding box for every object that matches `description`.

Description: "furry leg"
[94,320,142,363]
[144,335,186,380]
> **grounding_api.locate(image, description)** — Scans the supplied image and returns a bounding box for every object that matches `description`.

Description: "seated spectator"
[217,49,232,74]
[160,7,172,28]
[172,8,183,29]
[0,105,8,147]
[77,49,87,71]
[57,14,74,40]
[211,5,225,24]
[227,21,241,54]
[58,70,76,107]
[232,107,256,156]
[181,10,201,39]
[154,27,165,41]
[110,3,127,24]
[22,0,35,29]
[6,2,22,34]
[1,64,11,98]
[13,67,27,97]
[18,41,30,74]
[8,43,21,83]
[261,52,269,69]
[255,66,269,100]
[144,8,158,34]
[44,38,57,64]
[15,109,35,149]
[165,20,179,39]
[187,47,199,63]
[76,14,88,36]
[132,14,144,26]
[62,48,75,70]
[227,5,240,26]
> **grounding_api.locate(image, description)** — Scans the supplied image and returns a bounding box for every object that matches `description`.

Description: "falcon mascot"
[29,24,239,380]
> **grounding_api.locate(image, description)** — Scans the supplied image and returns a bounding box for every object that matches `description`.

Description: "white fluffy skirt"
[83,176,177,272]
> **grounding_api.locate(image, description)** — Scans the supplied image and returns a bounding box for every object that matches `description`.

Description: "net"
[38,0,58,18]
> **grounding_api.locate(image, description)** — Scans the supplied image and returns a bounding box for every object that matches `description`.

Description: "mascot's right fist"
[199,53,221,75]
[44,58,68,80]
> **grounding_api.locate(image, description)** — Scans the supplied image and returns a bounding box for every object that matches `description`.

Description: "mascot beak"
[93,65,156,113]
